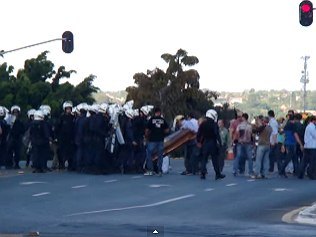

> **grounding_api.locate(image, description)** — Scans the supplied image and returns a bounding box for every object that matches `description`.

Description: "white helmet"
[34,110,44,121]
[41,108,51,117]
[140,105,154,116]
[63,101,73,110]
[133,109,139,117]
[123,100,134,111]
[11,105,21,113]
[39,105,51,113]
[0,106,6,117]
[206,109,218,122]
[88,104,99,113]
[77,103,89,112]
[125,109,134,119]
[27,109,36,119]
[98,103,109,114]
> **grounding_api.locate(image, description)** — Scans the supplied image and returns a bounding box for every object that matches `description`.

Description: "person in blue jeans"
[144,107,169,176]
[279,114,304,178]
[233,113,254,176]
[251,116,272,179]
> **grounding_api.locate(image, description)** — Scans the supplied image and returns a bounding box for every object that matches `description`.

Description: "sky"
[1,0,316,92]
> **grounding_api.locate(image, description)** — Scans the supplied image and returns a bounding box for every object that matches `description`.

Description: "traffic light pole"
[0,38,65,57]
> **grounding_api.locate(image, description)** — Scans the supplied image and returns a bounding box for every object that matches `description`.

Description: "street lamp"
[300,56,310,112]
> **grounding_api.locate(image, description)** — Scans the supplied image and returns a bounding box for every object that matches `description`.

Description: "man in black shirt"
[197,109,225,180]
[144,107,169,176]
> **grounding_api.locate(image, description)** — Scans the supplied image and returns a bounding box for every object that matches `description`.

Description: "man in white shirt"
[180,113,199,175]
[298,116,316,179]
[268,110,279,172]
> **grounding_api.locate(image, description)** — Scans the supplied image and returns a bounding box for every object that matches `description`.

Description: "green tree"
[0,51,98,119]
[126,49,217,122]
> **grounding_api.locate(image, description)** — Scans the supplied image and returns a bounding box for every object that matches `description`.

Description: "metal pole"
[0,38,64,57]
[300,56,310,113]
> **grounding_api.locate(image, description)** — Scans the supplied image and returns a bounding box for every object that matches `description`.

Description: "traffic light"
[62,31,74,53]
[299,0,313,26]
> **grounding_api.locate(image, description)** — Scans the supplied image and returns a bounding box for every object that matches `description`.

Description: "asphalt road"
[0,159,316,237]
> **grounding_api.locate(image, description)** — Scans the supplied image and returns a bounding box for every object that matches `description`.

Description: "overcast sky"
[1,0,316,92]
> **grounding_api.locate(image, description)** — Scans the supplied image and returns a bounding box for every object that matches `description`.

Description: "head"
[310,115,316,124]
[263,116,270,125]
[11,105,21,117]
[63,101,73,115]
[154,107,162,116]
[0,106,6,119]
[34,110,44,121]
[206,109,218,122]
[268,110,275,118]
[287,110,294,116]
[242,113,249,121]
[288,114,294,122]
[294,113,302,121]
[187,112,196,120]
[218,119,225,128]
[236,110,243,121]
[125,109,134,119]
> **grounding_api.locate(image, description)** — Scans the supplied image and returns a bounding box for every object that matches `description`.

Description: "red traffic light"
[299,0,313,26]
[301,4,312,13]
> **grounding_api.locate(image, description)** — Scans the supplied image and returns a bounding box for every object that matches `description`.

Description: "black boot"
[215,173,226,180]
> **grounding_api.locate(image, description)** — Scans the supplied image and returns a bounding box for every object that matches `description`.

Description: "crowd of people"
[175,109,316,180]
[0,101,315,181]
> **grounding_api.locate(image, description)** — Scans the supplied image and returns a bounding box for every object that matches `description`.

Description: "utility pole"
[300,56,310,112]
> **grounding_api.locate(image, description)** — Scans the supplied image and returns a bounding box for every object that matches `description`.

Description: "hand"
[132,141,138,146]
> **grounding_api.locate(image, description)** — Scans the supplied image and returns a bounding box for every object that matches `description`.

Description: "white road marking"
[131,176,143,179]
[274,188,289,192]
[66,194,195,217]
[148,184,171,188]
[204,188,214,192]
[104,179,118,183]
[226,183,237,187]
[32,192,50,197]
[72,185,87,189]
[20,181,47,185]
[247,179,256,182]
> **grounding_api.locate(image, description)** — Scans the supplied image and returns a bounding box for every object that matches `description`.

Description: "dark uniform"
[56,113,75,170]
[6,117,25,169]
[30,120,50,173]
[89,112,112,173]
[196,117,225,180]
[74,111,88,172]
[133,113,147,173]
[0,118,9,168]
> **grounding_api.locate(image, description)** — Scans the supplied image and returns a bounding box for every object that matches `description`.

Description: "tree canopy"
[126,49,219,122]
[0,51,98,119]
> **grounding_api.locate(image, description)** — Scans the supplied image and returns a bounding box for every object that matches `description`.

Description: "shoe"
[279,173,288,178]
[200,173,206,180]
[144,171,153,176]
[181,171,187,175]
[215,174,226,180]
[250,175,257,179]
[157,172,162,177]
